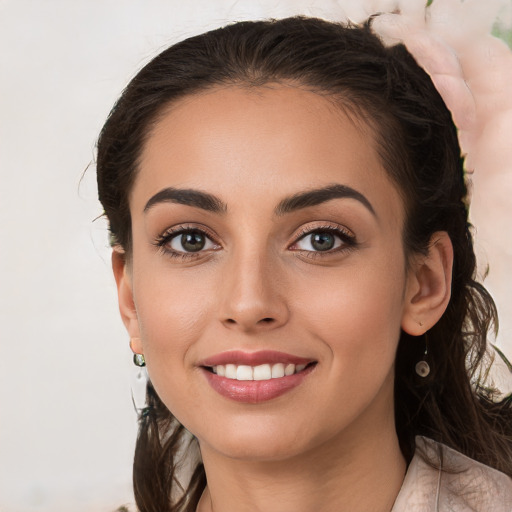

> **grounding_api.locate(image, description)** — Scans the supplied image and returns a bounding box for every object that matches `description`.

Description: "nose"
[218,248,290,333]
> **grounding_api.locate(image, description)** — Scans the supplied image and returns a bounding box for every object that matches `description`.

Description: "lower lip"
[201,365,315,403]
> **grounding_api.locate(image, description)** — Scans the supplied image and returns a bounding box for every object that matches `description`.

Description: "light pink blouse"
[392,436,512,511]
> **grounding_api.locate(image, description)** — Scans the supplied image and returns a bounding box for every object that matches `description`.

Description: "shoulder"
[392,436,512,512]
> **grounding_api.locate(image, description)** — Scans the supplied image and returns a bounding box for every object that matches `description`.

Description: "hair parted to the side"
[97,16,512,512]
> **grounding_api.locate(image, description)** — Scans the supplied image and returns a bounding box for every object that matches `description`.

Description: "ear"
[112,248,143,355]
[401,232,453,336]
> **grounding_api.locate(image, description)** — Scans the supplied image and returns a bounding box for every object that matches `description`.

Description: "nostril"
[222,316,279,329]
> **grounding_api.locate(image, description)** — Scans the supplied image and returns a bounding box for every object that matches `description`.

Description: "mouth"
[199,351,317,403]
[203,361,315,381]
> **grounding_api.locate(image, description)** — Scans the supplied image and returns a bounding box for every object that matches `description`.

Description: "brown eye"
[179,232,206,252]
[167,230,216,253]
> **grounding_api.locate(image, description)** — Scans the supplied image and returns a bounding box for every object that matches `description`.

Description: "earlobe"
[401,232,453,336]
[112,248,141,341]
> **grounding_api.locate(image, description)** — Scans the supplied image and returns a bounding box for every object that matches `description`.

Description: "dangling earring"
[415,334,431,377]
[129,338,147,414]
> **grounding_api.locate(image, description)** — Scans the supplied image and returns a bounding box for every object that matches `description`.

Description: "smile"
[208,363,307,380]
[200,351,317,403]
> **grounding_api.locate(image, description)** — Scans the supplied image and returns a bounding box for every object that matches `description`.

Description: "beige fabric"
[392,437,512,511]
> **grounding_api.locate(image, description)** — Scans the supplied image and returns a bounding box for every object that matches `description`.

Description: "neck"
[196,402,406,512]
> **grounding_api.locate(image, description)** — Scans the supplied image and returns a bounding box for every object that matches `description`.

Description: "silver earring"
[133,353,146,367]
[415,335,430,377]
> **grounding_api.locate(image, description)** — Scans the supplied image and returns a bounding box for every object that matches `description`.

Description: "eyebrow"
[144,183,375,217]
[144,188,227,214]
[275,184,376,217]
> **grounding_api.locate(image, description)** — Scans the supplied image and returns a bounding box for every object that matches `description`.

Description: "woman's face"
[119,85,417,461]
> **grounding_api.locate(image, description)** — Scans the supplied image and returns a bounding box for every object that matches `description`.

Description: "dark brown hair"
[97,16,512,512]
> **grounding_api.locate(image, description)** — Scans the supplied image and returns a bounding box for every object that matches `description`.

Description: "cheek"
[294,249,406,371]
[286,253,406,438]
[132,263,216,408]
[134,255,216,335]
[136,280,206,348]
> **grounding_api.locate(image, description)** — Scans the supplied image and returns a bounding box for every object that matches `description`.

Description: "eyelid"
[153,223,221,256]
[153,221,356,259]
[288,222,357,253]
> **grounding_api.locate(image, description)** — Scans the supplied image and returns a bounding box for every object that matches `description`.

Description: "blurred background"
[0,1,511,511]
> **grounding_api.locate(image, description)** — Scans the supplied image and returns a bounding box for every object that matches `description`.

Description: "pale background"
[0,1,511,511]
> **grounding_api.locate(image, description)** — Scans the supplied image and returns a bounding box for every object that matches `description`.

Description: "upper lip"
[199,350,315,367]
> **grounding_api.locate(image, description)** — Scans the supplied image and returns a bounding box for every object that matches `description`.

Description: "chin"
[191,410,332,463]
[199,433,307,462]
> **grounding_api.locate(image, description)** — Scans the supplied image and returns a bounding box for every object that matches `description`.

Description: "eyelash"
[153,224,220,260]
[153,223,357,260]
[290,223,357,259]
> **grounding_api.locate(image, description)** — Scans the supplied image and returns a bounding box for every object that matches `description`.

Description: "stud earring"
[130,338,146,367]
[415,334,430,377]
[133,353,146,367]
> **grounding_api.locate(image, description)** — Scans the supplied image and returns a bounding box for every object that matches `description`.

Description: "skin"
[113,85,453,512]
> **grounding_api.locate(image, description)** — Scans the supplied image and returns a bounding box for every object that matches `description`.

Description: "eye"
[169,231,213,252]
[296,231,341,252]
[290,225,356,254]
[154,226,219,256]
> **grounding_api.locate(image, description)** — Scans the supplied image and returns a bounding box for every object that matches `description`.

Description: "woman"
[96,16,512,512]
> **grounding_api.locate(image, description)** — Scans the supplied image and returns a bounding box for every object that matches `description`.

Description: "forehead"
[133,85,404,223]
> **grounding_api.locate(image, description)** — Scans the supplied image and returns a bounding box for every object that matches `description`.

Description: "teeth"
[225,364,237,379]
[210,362,311,381]
[236,365,253,381]
[254,364,271,381]
[285,363,295,376]
[271,363,285,378]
